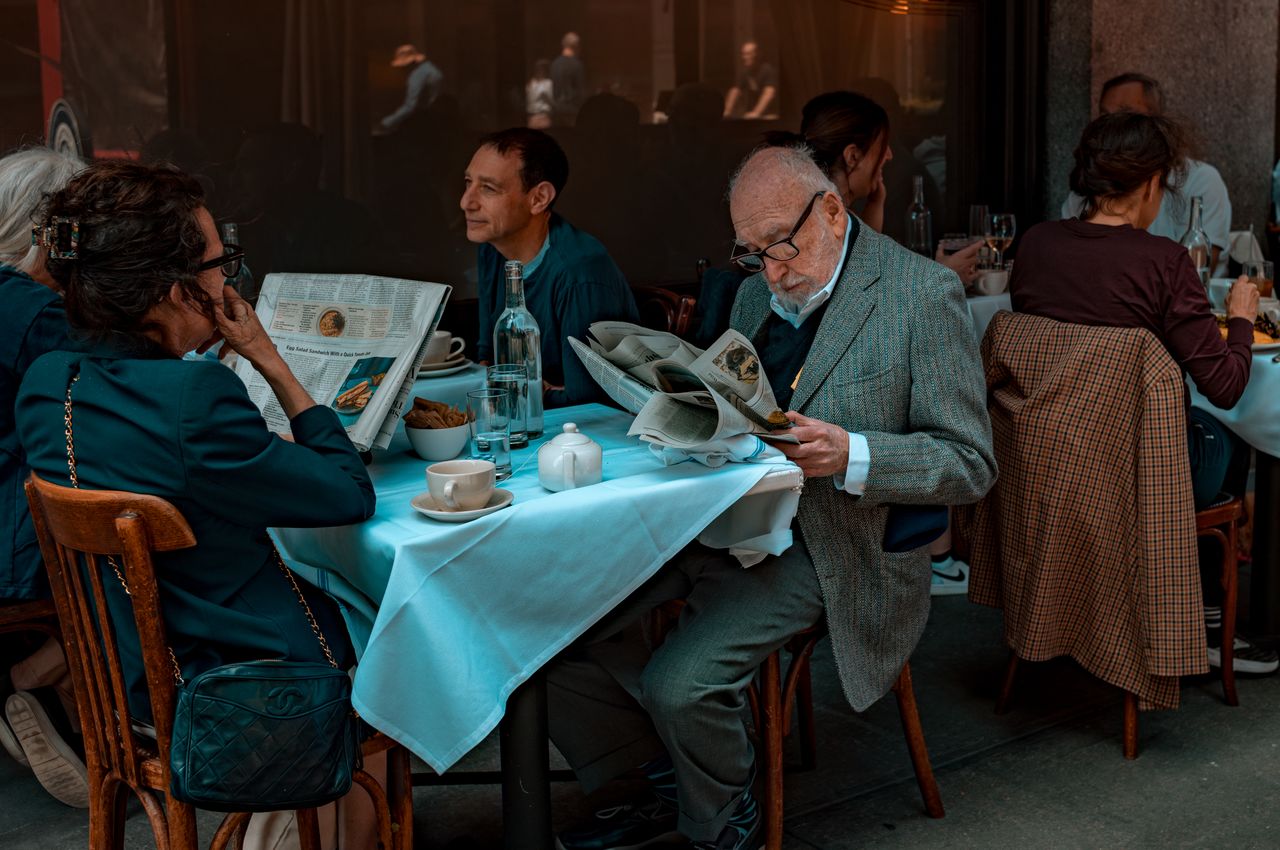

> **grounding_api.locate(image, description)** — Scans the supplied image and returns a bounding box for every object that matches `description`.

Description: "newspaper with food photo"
[570,321,799,450]
[234,272,451,451]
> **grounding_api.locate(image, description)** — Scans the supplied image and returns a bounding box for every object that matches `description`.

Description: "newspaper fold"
[234,272,450,451]
[570,321,799,450]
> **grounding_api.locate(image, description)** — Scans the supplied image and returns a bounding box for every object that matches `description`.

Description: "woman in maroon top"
[1011,111,1272,674]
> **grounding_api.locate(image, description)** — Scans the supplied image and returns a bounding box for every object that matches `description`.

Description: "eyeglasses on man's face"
[729,192,824,273]
[195,244,245,280]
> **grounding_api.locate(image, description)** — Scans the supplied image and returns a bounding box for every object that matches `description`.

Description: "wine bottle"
[905,175,933,257]
[1179,196,1211,290]
[493,260,544,439]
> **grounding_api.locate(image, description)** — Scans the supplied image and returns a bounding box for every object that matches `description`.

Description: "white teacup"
[424,331,466,365]
[975,270,1009,296]
[426,459,495,511]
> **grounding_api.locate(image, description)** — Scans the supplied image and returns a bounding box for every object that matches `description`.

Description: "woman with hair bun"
[1011,110,1274,676]
[16,159,381,846]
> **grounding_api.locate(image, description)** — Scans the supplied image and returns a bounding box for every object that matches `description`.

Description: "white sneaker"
[930,556,969,597]
[6,691,89,808]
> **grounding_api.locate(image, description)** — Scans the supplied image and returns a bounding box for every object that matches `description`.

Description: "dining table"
[273,399,803,848]
[967,292,1011,344]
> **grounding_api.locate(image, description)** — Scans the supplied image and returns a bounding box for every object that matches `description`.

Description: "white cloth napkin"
[645,434,787,468]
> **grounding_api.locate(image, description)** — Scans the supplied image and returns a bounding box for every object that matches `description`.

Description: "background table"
[275,403,802,772]
[967,293,1011,344]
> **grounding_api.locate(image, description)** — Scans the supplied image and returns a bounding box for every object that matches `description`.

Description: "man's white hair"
[0,147,84,274]
[727,143,838,204]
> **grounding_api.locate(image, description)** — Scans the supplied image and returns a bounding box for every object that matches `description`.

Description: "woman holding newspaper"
[16,160,380,847]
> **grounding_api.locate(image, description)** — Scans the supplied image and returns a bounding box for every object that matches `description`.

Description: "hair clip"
[31,216,81,260]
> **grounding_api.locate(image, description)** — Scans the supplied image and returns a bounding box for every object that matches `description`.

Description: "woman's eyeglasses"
[195,244,245,280]
[729,192,823,273]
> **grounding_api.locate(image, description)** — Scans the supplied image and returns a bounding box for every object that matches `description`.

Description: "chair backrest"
[24,474,196,790]
[634,285,697,338]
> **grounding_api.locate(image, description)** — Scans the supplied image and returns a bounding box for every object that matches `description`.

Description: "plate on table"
[419,357,472,378]
[410,488,514,522]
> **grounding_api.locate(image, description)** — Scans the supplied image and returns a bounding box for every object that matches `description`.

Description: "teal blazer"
[17,347,375,720]
[1,266,80,600]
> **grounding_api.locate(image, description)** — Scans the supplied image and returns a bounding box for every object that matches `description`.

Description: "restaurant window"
[4,0,1040,309]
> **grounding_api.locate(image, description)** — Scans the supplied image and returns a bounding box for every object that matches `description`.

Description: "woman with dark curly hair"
[16,160,379,846]
[1011,111,1273,676]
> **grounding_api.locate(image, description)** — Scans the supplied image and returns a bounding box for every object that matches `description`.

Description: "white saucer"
[419,357,471,378]
[410,488,514,522]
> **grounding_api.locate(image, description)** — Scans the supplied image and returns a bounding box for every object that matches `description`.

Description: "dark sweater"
[1010,220,1253,409]
[476,214,639,408]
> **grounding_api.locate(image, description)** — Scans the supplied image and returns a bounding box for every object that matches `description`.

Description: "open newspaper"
[569,321,799,450]
[234,272,450,451]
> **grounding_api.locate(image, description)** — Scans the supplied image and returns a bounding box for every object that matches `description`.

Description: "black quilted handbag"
[63,376,359,811]
[169,657,358,811]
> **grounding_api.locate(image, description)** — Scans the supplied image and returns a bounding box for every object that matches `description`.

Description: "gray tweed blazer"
[731,223,996,711]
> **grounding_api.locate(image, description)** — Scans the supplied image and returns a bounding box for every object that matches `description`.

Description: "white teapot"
[537,423,603,492]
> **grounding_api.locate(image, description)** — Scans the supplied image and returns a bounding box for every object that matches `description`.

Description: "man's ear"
[821,190,845,223]
[528,181,556,216]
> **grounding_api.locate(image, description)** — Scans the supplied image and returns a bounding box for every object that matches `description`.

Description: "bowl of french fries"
[404,397,472,461]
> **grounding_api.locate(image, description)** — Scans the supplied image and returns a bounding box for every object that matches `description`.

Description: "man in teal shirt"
[463,128,638,407]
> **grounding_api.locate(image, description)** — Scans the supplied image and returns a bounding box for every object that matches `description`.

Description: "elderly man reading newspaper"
[551,145,995,850]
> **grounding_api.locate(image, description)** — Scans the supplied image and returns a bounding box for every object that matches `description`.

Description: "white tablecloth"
[274,404,802,772]
[966,294,1011,344]
[1190,354,1280,457]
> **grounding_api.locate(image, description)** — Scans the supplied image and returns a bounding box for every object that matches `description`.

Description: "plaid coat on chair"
[957,311,1206,709]
[732,223,996,711]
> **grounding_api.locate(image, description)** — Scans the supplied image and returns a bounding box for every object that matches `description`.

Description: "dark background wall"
[1044,0,1278,232]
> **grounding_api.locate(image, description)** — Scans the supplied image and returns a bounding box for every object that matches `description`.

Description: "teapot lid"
[548,422,593,446]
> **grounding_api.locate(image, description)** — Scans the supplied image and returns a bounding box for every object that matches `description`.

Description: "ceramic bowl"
[406,423,470,461]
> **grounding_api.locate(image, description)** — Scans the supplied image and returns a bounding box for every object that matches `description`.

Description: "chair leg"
[1122,691,1139,760]
[1218,524,1240,707]
[389,744,415,850]
[297,807,323,850]
[759,652,785,850]
[891,665,945,819]
[795,654,817,771]
[994,652,1019,715]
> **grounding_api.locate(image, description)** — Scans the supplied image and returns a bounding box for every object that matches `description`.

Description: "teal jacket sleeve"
[177,364,376,528]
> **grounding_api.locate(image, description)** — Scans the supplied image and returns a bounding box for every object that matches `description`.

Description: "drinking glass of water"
[467,388,512,480]
[487,364,528,449]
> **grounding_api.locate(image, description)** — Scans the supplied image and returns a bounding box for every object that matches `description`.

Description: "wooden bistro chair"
[654,605,944,850]
[25,474,413,850]
[634,285,697,338]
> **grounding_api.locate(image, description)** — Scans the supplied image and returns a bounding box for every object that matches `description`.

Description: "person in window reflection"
[722,41,778,120]
[546,146,995,850]
[16,161,381,848]
[770,90,979,287]
[1060,72,1232,276]
[550,32,586,126]
[464,128,639,408]
[380,43,443,134]
[1015,111,1274,676]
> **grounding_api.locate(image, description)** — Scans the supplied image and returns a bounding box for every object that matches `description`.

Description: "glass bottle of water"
[218,222,258,303]
[1179,196,1211,290]
[905,175,933,257]
[493,260,544,439]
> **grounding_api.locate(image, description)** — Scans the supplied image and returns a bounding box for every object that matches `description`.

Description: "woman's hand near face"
[209,286,279,368]
[938,240,982,287]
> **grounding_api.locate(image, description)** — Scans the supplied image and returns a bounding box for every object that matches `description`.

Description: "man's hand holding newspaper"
[569,321,800,451]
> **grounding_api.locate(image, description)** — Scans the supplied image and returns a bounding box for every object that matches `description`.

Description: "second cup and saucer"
[411,459,514,522]
[419,330,472,377]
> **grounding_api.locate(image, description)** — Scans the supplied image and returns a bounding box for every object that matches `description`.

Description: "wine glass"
[984,213,1017,269]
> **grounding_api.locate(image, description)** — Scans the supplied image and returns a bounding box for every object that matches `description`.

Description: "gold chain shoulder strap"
[63,376,339,686]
